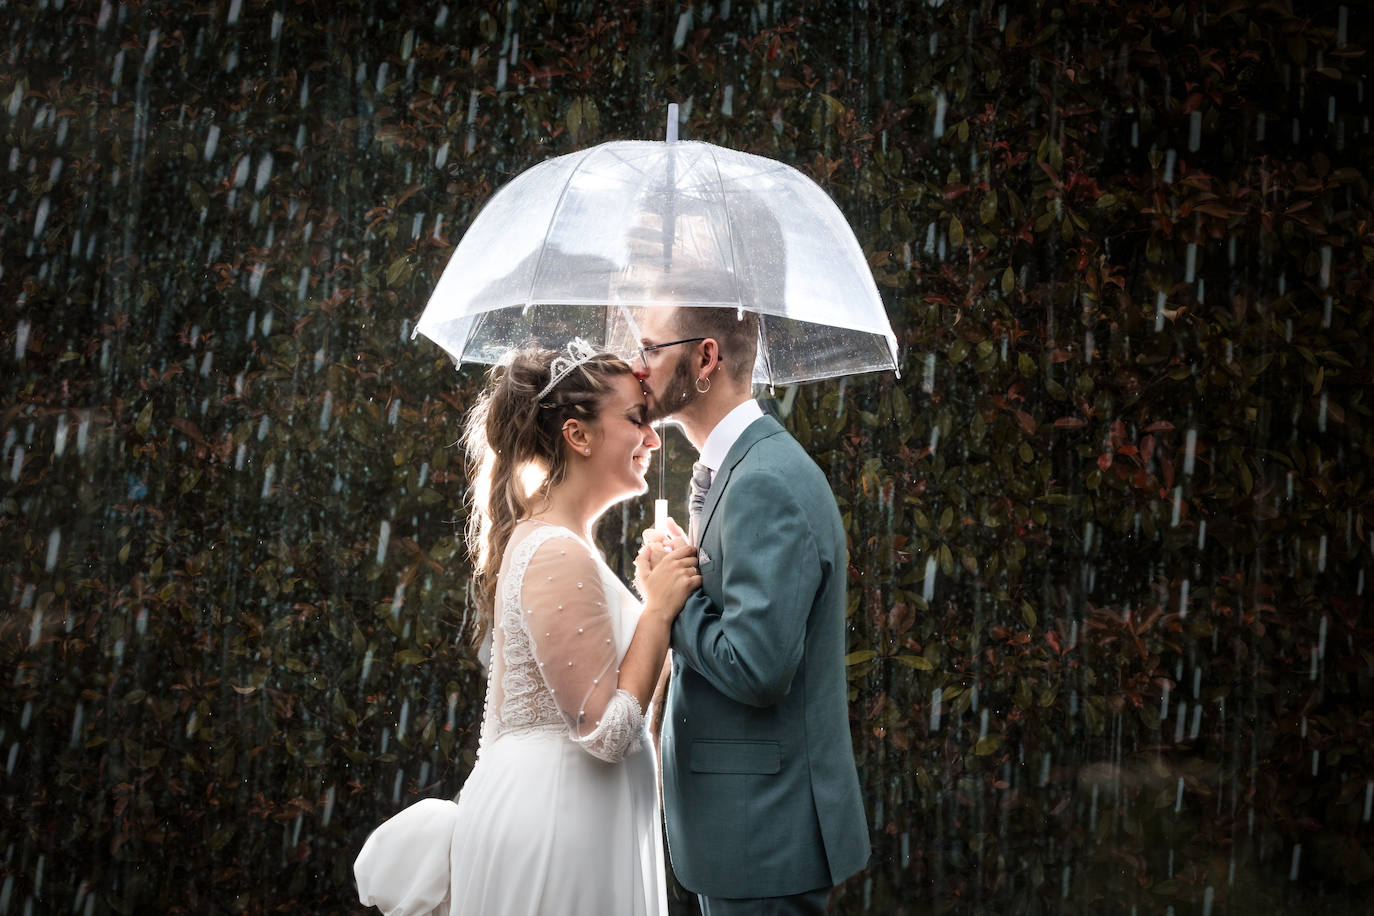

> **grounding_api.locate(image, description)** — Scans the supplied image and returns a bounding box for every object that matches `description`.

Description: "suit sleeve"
[671,467,822,707]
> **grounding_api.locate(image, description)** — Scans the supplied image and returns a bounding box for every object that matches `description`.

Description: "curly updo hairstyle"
[462,347,635,641]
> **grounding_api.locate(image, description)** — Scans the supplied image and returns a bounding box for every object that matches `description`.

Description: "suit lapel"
[697,415,785,544]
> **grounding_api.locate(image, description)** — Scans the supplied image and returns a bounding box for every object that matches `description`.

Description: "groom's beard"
[644,351,702,423]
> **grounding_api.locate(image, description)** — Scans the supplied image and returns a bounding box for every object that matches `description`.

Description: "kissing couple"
[355,306,868,915]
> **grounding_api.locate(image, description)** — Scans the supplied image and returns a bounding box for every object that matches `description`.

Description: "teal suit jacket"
[662,414,869,899]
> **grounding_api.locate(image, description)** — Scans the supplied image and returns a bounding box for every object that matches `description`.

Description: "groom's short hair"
[672,307,759,385]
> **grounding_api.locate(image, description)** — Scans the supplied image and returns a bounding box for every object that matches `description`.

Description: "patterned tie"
[688,461,714,545]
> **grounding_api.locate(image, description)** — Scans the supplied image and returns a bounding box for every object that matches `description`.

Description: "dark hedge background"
[3,1,1372,913]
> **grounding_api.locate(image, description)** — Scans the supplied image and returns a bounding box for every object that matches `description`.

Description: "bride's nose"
[644,424,661,450]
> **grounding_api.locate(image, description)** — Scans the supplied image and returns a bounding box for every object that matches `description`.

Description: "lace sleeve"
[518,536,643,763]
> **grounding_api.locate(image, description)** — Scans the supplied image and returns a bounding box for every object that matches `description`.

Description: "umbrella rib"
[699,143,742,306]
[702,143,771,384]
[522,147,598,313]
[756,313,775,387]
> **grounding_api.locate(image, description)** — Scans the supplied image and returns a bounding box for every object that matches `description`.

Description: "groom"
[634,306,869,915]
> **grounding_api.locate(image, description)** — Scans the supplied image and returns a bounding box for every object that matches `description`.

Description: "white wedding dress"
[354,521,666,916]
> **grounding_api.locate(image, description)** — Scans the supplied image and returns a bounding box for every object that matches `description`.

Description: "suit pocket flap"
[688,739,781,774]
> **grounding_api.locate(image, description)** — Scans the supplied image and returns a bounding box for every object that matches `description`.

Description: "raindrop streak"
[33,196,51,238]
[922,556,937,604]
[254,154,274,193]
[1290,844,1302,881]
[44,529,60,572]
[376,520,392,564]
[319,391,334,431]
[28,605,43,648]
[672,8,693,50]
[1311,614,1328,680]
[15,319,30,359]
[248,263,266,298]
[929,687,942,731]
[932,91,948,138]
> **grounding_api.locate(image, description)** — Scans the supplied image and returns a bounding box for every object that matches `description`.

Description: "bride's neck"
[529,477,606,544]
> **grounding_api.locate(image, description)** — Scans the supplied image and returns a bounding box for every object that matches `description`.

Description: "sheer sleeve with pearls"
[512,533,644,763]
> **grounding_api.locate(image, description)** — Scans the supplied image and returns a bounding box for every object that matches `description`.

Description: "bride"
[354,341,700,916]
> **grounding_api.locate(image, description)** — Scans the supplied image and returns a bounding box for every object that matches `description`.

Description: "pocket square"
[698,548,712,568]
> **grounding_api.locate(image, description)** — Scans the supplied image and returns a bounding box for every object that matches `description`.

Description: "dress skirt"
[355,727,665,916]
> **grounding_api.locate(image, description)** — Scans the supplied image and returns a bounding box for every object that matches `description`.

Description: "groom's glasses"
[635,337,724,366]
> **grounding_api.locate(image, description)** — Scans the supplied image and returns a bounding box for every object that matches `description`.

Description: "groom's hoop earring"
[695,376,711,394]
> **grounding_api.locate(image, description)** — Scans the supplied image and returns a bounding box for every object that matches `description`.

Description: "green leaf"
[135,402,154,437]
[895,654,934,670]
[386,256,414,287]
[974,734,1001,756]
[949,215,965,247]
[845,649,878,666]
[980,189,999,224]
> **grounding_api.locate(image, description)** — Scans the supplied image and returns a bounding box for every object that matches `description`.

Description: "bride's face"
[586,373,660,498]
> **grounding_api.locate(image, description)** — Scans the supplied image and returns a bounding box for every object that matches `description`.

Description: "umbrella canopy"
[415,131,898,385]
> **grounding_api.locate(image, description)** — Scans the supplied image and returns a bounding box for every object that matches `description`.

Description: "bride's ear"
[560,419,592,457]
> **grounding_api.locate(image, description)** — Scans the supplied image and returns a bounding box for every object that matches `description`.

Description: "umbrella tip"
[666,103,678,143]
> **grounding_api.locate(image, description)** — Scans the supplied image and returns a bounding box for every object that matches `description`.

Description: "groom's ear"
[699,338,723,372]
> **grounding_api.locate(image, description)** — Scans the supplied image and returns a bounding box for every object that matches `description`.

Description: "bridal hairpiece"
[536,337,602,401]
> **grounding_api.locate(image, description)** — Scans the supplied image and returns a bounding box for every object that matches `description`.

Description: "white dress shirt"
[697,399,765,474]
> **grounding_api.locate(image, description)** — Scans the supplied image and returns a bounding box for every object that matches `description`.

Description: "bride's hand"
[641,543,700,619]
[633,542,656,596]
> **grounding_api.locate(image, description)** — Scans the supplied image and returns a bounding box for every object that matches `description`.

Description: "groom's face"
[632,309,704,423]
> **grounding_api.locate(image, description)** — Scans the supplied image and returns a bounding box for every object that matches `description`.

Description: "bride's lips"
[632,453,651,474]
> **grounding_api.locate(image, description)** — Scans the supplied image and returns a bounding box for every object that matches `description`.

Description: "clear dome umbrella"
[413,106,899,387]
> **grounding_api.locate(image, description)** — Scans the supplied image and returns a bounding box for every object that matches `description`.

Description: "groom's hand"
[644,517,688,550]
[634,516,679,592]
[661,516,688,544]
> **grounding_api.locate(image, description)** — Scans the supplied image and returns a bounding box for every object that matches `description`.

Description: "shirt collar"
[698,399,764,472]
